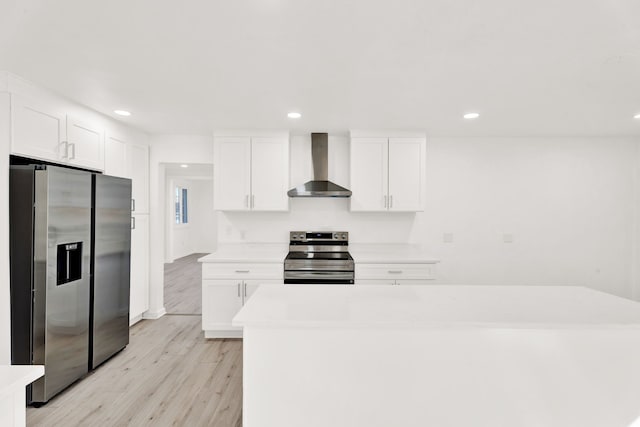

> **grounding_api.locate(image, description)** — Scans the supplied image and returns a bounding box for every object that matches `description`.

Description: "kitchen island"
[233,285,640,427]
[1,365,44,426]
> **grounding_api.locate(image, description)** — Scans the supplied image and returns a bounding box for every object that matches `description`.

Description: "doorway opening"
[163,163,215,315]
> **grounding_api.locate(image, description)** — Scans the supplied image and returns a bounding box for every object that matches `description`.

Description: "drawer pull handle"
[388,270,403,274]
[235,270,250,273]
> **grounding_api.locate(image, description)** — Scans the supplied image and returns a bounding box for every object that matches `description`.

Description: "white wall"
[149,135,214,318]
[0,93,11,364]
[419,137,639,299]
[189,179,216,253]
[167,178,216,261]
[219,134,640,300]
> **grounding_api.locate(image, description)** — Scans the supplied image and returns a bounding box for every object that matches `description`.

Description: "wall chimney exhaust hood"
[287,133,352,198]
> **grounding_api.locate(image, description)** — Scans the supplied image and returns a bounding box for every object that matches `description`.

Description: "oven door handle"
[283,271,355,280]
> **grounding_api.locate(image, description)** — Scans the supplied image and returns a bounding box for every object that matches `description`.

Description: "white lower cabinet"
[202,263,282,338]
[129,214,149,324]
[203,281,244,334]
[355,263,436,285]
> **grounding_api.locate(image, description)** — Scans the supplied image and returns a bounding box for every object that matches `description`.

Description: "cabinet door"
[130,214,149,323]
[11,93,66,162]
[214,137,251,211]
[350,138,388,212]
[66,116,105,171]
[243,280,281,304]
[202,280,243,331]
[388,138,425,212]
[105,135,128,178]
[250,137,289,211]
[128,143,149,213]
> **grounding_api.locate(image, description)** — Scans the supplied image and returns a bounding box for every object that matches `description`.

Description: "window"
[175,186,188,224]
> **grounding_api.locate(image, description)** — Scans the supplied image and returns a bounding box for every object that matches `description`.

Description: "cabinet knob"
[235,270,250,273]
[388,270,402,274]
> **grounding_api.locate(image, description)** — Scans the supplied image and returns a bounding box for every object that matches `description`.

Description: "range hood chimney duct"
[287,133,352,197]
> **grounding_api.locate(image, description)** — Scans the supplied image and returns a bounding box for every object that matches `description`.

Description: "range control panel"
[289,231,349,242]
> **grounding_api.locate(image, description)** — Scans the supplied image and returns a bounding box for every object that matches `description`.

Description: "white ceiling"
[1,0,640,136]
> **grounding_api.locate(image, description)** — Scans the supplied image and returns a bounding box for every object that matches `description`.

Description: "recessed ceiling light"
[634,113,640,119]
[114,110,131,116]
[180,164,189,168]
[287,112,302,119]
[463,112,480,119]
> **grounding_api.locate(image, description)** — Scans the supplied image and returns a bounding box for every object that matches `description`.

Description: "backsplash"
[218,198,420,244]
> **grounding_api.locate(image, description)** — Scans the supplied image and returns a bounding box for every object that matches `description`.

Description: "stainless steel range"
[284,231,354,284]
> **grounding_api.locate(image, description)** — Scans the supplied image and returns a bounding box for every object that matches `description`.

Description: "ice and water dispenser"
[56,242,83,285]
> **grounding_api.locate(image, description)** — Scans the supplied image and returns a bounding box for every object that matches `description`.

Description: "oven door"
[284,271,354,285]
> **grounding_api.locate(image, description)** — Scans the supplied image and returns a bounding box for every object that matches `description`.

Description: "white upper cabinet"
[104,135,128,178]
[128,143,149,214]
[215,137,251,210]
[66,116,104,170]
[11,93,66,162]
[105,135,149,213]
[11,93,105,171]
[350,135,425,212]
[388,138,424,212]
[250,137,289,211]
[350,137,388,211]
[214,135,289,211]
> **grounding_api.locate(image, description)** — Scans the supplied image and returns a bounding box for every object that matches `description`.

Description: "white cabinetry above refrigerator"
[11,93,105,171]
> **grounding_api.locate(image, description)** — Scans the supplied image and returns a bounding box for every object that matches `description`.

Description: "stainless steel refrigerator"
[10,164,131,404]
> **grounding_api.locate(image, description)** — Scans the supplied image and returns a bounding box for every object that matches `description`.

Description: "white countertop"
[233,285,640,329]
[0,365,44,396]
[198,243,438,264]
[198,244,288,263]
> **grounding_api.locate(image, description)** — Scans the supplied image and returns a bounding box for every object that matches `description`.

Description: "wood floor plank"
[27,254,242,427]
[164,253,207,315]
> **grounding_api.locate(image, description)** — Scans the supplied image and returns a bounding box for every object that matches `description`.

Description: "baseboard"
[129,314,143,326]
[204,330,243,339]
[142,307,167,320]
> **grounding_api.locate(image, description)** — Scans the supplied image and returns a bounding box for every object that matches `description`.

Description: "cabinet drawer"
[355,263,435,280]
[202,263,283,280]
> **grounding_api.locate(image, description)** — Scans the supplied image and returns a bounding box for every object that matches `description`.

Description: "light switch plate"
[443,233,453,243]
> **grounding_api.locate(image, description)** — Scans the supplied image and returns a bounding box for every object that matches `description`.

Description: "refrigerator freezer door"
[33,166,92,403]
[91,174,131,369]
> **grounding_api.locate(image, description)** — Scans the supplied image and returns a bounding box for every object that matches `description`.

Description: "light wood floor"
[164,253,208,315]
[27,252,242,427]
